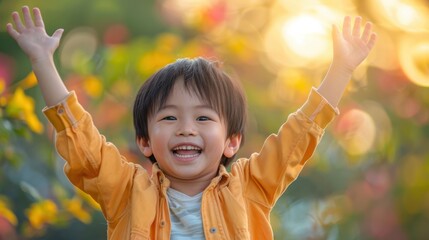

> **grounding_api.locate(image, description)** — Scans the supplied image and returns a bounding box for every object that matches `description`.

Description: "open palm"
[6,6,63,63]
[332,16,377,72]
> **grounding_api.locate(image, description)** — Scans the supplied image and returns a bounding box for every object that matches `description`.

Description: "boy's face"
[137,78,241,183]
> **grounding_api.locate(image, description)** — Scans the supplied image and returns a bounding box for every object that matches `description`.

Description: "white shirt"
[167,188,205,239]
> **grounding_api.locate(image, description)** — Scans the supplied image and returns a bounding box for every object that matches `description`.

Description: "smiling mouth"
[172,145,202,159]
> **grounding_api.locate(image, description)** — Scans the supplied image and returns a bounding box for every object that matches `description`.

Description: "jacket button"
[209,227,217,234]
[57,108,64,114]
[160,220,165,227]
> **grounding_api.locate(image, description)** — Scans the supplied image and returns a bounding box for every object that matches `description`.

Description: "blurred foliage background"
[1,0,429,239]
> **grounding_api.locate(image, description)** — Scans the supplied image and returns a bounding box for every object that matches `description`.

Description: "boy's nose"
[176,121,197,136]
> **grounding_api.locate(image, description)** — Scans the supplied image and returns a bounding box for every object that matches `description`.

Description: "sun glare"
[281,15,330,59]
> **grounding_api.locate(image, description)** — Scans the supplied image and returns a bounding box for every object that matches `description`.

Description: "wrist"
[30,54,55,67]
[329,61,354,77]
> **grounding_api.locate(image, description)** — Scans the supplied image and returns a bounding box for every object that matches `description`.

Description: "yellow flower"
[25,112,44,134]
[26,200,58,229]
[19,72,38,89]
[63,197,91,224]
[6,88,44,134]
[83,75,103,98]
[0,197,18,226]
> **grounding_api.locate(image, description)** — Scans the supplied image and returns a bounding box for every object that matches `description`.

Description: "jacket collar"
[210,165,230,188]
[151,163,170,189]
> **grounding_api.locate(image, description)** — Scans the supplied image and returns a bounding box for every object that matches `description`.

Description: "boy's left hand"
[332,16,377,72]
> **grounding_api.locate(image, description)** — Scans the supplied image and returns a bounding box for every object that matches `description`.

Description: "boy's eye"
[196,116,210,121]
[162,116,176,121]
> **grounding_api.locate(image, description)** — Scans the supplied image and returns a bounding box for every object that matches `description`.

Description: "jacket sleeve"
[232,88,338,208]
[43,91,141,222]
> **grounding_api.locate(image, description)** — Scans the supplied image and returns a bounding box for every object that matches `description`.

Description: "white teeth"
[173,145,201,151]
[174,153,200,158]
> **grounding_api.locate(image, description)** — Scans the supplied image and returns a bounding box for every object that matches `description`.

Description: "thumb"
[52,28,64,40]
[331,24,341,45]
[331,24,342,54]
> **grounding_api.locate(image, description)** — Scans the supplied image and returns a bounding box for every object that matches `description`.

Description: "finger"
[6,23,20,40]
[352,16,362,37]
[22,6,35,28]
[11,11,25,32]
[367,33,377,50]
[342,16,352,40]
[332,24,341,44]
[33,7,45,28]
[361,22,373,43]
[331,24,342,54]
[52,28,64,40]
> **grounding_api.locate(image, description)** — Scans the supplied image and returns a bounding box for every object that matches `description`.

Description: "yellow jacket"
[43,88,337,239]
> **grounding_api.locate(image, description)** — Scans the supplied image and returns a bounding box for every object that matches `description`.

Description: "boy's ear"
[136,137,153,157]
[223,134,242,158]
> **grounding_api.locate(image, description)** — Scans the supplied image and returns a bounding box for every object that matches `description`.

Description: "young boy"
[7,6,376,240]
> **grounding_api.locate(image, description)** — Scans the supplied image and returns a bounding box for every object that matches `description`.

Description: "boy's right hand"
[6,6,64,63]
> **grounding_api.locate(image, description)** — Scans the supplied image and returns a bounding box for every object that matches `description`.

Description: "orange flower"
[83,75,103,98]
[0,77,6,95]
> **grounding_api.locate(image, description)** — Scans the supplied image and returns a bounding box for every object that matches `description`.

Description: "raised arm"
[317,16,377,107]
[7,6,69,107]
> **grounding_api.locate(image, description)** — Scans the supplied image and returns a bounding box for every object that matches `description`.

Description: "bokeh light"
[282,14,330,59]
[59,27,98,72]
[369,0,429,32]
[159,0,226,30]
[103,24,129,46]
[262,2,345,70]
[334,108,376,156]
[399,34,429,87]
